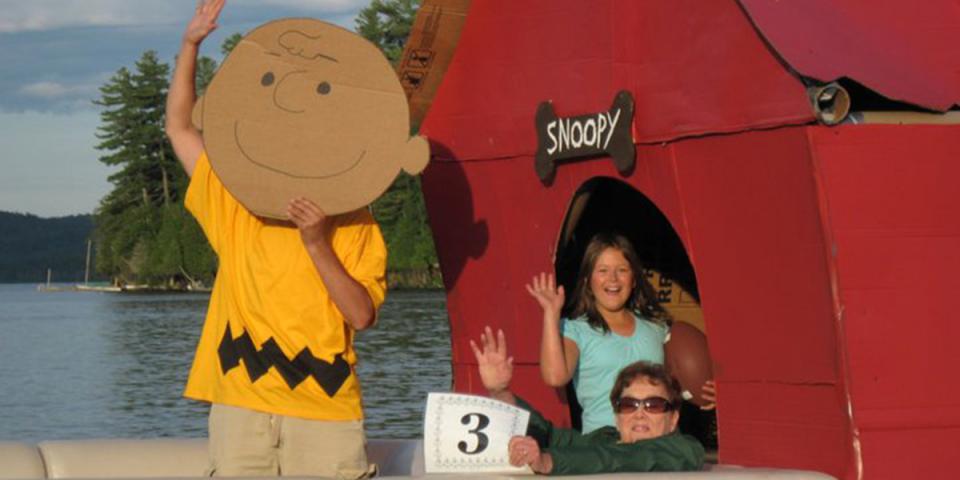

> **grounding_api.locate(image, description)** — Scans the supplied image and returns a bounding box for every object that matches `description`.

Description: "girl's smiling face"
[589,247,635,316]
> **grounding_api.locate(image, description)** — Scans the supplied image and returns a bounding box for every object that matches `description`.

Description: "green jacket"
[517,398,704,475]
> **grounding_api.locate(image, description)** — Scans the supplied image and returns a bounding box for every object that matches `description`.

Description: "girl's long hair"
[568,232,670,333]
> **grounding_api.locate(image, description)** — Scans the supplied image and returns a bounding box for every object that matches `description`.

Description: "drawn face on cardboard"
[195,18,429,218]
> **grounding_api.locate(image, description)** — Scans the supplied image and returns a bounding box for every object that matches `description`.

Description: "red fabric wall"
[671,128,854,476]
[809,125,960,479]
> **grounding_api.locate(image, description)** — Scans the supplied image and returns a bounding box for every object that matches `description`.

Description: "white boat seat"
[0,442,46,479]
[0,438,834,480]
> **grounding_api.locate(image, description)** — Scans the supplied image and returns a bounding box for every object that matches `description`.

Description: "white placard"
[423,393,532,474]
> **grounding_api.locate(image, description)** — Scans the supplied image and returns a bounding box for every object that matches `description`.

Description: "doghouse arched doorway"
[554,176,717,451]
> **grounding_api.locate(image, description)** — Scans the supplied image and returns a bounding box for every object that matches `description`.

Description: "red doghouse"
[413,1,960,479]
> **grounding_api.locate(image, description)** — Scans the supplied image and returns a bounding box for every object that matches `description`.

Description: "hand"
[524,272,565,317]
[287,197,329,248]
[509,436,551,473]
[469,326,513,394]
[699,380,717,411]
[183,0,225,46]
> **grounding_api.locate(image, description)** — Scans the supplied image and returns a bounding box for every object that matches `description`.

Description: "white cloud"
[240,0,368,12]
[0,1,180,33]
[18,81,90,98]
[13,79,103,112]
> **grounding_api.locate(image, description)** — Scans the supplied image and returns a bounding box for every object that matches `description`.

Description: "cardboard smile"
[233,121,365,179]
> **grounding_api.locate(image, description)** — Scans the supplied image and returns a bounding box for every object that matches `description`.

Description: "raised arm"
[165,0,224,176]
[469,326,516,405]
[526,272,579,386]
[470,326,589,475]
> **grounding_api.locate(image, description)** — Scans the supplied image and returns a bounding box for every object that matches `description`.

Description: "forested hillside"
[0,211,97,283]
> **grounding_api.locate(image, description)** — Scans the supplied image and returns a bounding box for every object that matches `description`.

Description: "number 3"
[457,412,490,454]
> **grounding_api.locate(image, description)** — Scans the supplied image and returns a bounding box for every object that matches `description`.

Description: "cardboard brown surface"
[644,269,705,332]
[197,18,429,219]
[847,110,960,125]
[397,0,471,127]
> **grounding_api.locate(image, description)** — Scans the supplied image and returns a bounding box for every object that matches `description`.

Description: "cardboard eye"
[261,72,275,86]
[317,82,331,95]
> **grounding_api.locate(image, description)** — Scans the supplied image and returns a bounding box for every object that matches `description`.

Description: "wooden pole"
[84,239,92,285]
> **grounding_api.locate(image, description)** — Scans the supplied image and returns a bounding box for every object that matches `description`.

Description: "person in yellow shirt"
[163,1,422,476]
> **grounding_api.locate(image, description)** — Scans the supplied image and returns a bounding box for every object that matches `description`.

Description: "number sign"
[424,393,532,473]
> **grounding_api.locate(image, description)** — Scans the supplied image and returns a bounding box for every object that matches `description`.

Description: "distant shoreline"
[16,267,445,292]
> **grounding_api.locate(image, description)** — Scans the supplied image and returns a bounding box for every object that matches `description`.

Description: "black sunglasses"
[612,396,677,414]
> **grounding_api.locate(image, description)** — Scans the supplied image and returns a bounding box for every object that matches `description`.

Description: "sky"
[0,0,371,218]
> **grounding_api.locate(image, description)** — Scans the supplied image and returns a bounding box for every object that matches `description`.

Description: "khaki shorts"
[208,403,375,478]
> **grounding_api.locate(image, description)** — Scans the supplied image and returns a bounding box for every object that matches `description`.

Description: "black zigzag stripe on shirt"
[217,326,351,396]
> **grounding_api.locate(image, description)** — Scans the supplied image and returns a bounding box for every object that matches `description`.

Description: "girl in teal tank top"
[528,233,675,432]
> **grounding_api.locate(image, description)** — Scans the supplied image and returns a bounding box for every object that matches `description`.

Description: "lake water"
[0,284,451,442]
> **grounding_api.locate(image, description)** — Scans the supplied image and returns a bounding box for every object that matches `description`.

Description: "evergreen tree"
[132,50,176,206]
[93,64,145,281]
[196,56,218,96]
[220,33,243,58]
[356,0,420,64]
[93,50,218,287]
[357,0,440,286]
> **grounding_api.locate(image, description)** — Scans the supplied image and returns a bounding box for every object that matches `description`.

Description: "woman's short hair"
[609,361,683,407]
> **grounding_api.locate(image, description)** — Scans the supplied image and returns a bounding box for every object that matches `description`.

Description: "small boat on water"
[73,284,123,293]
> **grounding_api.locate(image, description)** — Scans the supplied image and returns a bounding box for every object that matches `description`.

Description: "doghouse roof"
[740,0,960,112]
[421,0,960,162]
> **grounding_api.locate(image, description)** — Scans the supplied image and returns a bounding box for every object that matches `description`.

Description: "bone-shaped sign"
[534,90,635,183]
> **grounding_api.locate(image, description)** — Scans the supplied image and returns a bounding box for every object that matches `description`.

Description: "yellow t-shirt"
[183,152,387,420]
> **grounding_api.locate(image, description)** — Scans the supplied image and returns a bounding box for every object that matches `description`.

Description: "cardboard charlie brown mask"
[193,18,429,218]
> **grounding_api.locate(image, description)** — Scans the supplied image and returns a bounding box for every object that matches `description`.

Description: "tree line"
[92,0,439,289]
[0,212,97,283]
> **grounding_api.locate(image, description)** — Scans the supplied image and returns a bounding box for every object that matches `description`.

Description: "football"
[664,321,714,407]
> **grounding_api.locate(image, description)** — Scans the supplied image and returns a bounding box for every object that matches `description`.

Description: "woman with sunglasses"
[471,327,704,474]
